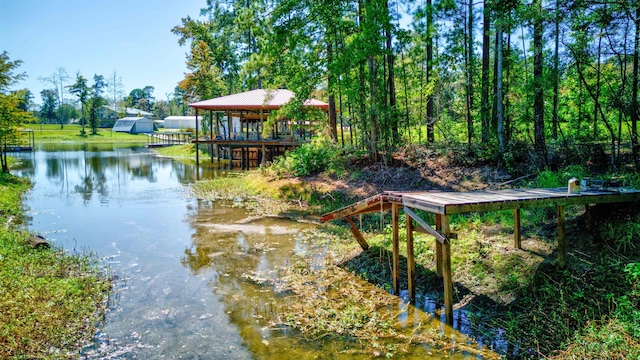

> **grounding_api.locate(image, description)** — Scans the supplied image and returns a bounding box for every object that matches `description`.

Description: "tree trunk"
[426,0,435,143]
[327,40,338,142]
[328,95,338,142]
[505,27,512,141]
[533,0,545,157]
[632,6,639,164]
[369,57,379,161]
[552,0,560,140]
[481,1,491,143]
[1,142,8,173]
[466,0,474,145]
[594,34,603,139]
[385,0,398,144]
[496,25,505,154]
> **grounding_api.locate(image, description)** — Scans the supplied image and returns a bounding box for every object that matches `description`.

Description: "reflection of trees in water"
[169,159,193,184]
[34,146,163,204]
[181,200,334,359]
[74,151,109,202]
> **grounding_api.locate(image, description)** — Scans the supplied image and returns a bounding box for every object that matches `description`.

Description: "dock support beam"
[392,204,400,296]
[345,216,369,250]
[557,205,566,267]
[440,215,453,325]
[406,213,415,303]
[514,209,521,249]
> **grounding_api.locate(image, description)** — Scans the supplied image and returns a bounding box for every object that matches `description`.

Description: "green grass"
[153,143,206,159]
[24,124,147,143]
[0,171,111,359]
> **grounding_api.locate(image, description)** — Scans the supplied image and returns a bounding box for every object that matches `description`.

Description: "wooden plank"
[557,205,566,267]
[345,216,369,250]
[436,214,443,276]
[514,208,521,249]
[399,188,640,215]
[404,206,447,244]
[441,215,454,325]
[400,198,446,215]
[320,194,384,222]
[406,213,415,303]
[392,204,400,296]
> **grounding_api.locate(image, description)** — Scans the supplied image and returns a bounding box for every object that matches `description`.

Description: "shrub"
[269,137,343,177]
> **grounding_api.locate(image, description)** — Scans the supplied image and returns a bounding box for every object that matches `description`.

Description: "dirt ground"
[304,145,515,198]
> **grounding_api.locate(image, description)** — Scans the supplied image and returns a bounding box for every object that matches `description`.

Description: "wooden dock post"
[392,204,400,296]
[406,213,415,303]
[514,208,522,249]
[441,215,454,325]
[557,205,566,267]
[441,215,453,325]
[435,214,443,276]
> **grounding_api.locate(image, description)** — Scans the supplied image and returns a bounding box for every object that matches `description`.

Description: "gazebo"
[189,89,329,169]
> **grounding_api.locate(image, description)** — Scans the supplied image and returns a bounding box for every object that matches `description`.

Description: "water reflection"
[14,144,495,359]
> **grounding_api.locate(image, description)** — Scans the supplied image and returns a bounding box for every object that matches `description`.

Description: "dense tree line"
[173,0,640,170]
[35,67,191,128]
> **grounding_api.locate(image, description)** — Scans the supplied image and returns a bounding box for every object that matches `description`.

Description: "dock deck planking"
[321,187,640,325]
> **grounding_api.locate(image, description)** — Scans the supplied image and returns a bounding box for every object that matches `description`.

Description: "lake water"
[12,143,498,359]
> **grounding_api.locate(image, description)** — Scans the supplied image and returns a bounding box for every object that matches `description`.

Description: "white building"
[163,116,197,130]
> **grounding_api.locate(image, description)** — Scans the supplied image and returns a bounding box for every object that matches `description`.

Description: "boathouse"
[112,117,155,134]
[189,89,329,169]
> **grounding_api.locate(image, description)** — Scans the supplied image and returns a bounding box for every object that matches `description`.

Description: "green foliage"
[0,172,30,225]
[268,137,345,177]
[0,52,36,173]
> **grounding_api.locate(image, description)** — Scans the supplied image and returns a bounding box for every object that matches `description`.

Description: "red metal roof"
[189,89,329,111]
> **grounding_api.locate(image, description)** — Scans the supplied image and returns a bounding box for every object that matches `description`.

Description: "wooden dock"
[193,138,300,170]
[146,132,192,148]
[321,187,640,324]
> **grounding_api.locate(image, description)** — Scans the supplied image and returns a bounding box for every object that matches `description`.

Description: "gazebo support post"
[227,110,233,169]
[195,108,199,168]
[209,110,214,164]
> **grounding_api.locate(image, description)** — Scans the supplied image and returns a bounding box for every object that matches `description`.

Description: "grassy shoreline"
[0,162,111,358]
[190,164,640,359]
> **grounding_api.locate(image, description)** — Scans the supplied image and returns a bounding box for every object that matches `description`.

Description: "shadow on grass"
[334,209,640,358]
[0,172,29,186]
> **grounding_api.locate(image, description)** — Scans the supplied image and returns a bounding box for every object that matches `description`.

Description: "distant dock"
[146,132,193,148]
[5,129,35,152]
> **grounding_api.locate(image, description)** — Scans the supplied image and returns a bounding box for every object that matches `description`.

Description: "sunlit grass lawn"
[24,124,148,143]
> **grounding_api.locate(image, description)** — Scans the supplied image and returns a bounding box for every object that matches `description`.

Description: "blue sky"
[1,0,205,105]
